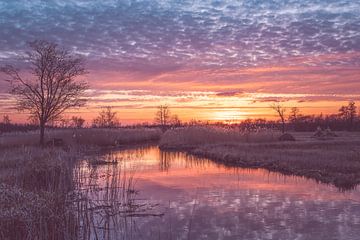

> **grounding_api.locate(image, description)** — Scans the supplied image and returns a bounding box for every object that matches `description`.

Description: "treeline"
[150,102,360,132]
[236,114,360,132]
[1,102,360,134]
[238,101,360,132]
[0,122,39,133]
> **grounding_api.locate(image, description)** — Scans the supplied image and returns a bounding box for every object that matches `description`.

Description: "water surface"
[78,146,360,240]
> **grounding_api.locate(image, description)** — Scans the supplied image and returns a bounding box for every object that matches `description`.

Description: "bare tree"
[93,106,119,128]
[170,114,181,127]
[155,105,171,128]
[347,101,356,128]
[2,115,11,125]
[289,107,300,122]
[271,103,287,133]
[71,116,85,128]
[1,40,88,145]
[339,106,347,118]
[339,101,357,130]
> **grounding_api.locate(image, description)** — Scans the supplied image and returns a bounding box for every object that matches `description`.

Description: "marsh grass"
[0,147,161,240]
[190,140,360,190]
[0,147,79,240]
[0,128,162,148]
[159,126,360,190]
[159,126,280,149]
[73,151,163,239]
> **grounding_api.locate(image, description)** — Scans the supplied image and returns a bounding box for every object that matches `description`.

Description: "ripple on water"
[78,146,360,240]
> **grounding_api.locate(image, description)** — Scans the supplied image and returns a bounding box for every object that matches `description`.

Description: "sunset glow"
[2,2,360,238]
[1,0,360,124]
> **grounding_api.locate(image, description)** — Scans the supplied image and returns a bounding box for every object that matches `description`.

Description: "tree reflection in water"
[75,146,360,240]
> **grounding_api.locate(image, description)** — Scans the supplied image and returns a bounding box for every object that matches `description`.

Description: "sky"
[0,0,360,124]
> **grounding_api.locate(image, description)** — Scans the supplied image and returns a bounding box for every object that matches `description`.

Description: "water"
[78,145,360,240]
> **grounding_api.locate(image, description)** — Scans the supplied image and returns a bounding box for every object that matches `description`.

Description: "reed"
[0,127,162,148]
[0,147,78,240]
[159,126,280,149]
[0,146,161,240]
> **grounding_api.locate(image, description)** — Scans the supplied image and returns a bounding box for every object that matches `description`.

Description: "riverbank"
[160,127,360,190]
[0,144,149,239]
[190,141,360,190]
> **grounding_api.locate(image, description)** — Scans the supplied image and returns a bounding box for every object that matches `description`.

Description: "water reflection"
[80,146,360,240]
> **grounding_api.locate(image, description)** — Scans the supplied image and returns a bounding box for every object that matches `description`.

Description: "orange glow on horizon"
[1,55,360,124]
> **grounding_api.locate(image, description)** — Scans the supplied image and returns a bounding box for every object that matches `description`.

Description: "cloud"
[0,0,359,71]
[215,90,244,97]
[1,0,360,122]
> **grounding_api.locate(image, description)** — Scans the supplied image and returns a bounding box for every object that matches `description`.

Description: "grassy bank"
[160,127,360,190]
[0,127,162,148]
[0,127,163,239]
[0,145,155,239]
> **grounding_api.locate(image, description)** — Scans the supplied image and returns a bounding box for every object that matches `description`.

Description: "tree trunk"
[282,120,285,133]
[40,121,45,146]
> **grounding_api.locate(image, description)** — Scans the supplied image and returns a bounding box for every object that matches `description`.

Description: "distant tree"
[289,107,300,122]
[2,115,11,125]
[347,101,357,129]
[58,118,70,128]
[339,101,357,130]
[1,40,88,145]
[71,116,85,128]
[93,106,119,128]
[338,106,347,118]
[170,114,181,127]
[29,115,39,126]
[155,105,171,128]
[271,103,286,133]
[188,118,203,126]
[188,119,196,126]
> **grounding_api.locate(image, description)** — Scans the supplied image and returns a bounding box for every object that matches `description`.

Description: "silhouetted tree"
[58,118,70,128]
[1,40,88,145]
[289,107,300,122]
[71,116,85,128]
[271,103,286,133]
[170,114,181,127]
[347,101,357,129]
[93,106,119,128]
[339,101,357,130]
[155,105,171,129]
[2,115,11,125]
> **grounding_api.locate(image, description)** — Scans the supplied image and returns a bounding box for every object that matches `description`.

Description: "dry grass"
[0,147,77,189]
[0,127,162,148]
[0,146,161,239]
[159,126,360,190]
[0,147,79,240]
[189,140,360,190]
[159,126,280,149]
